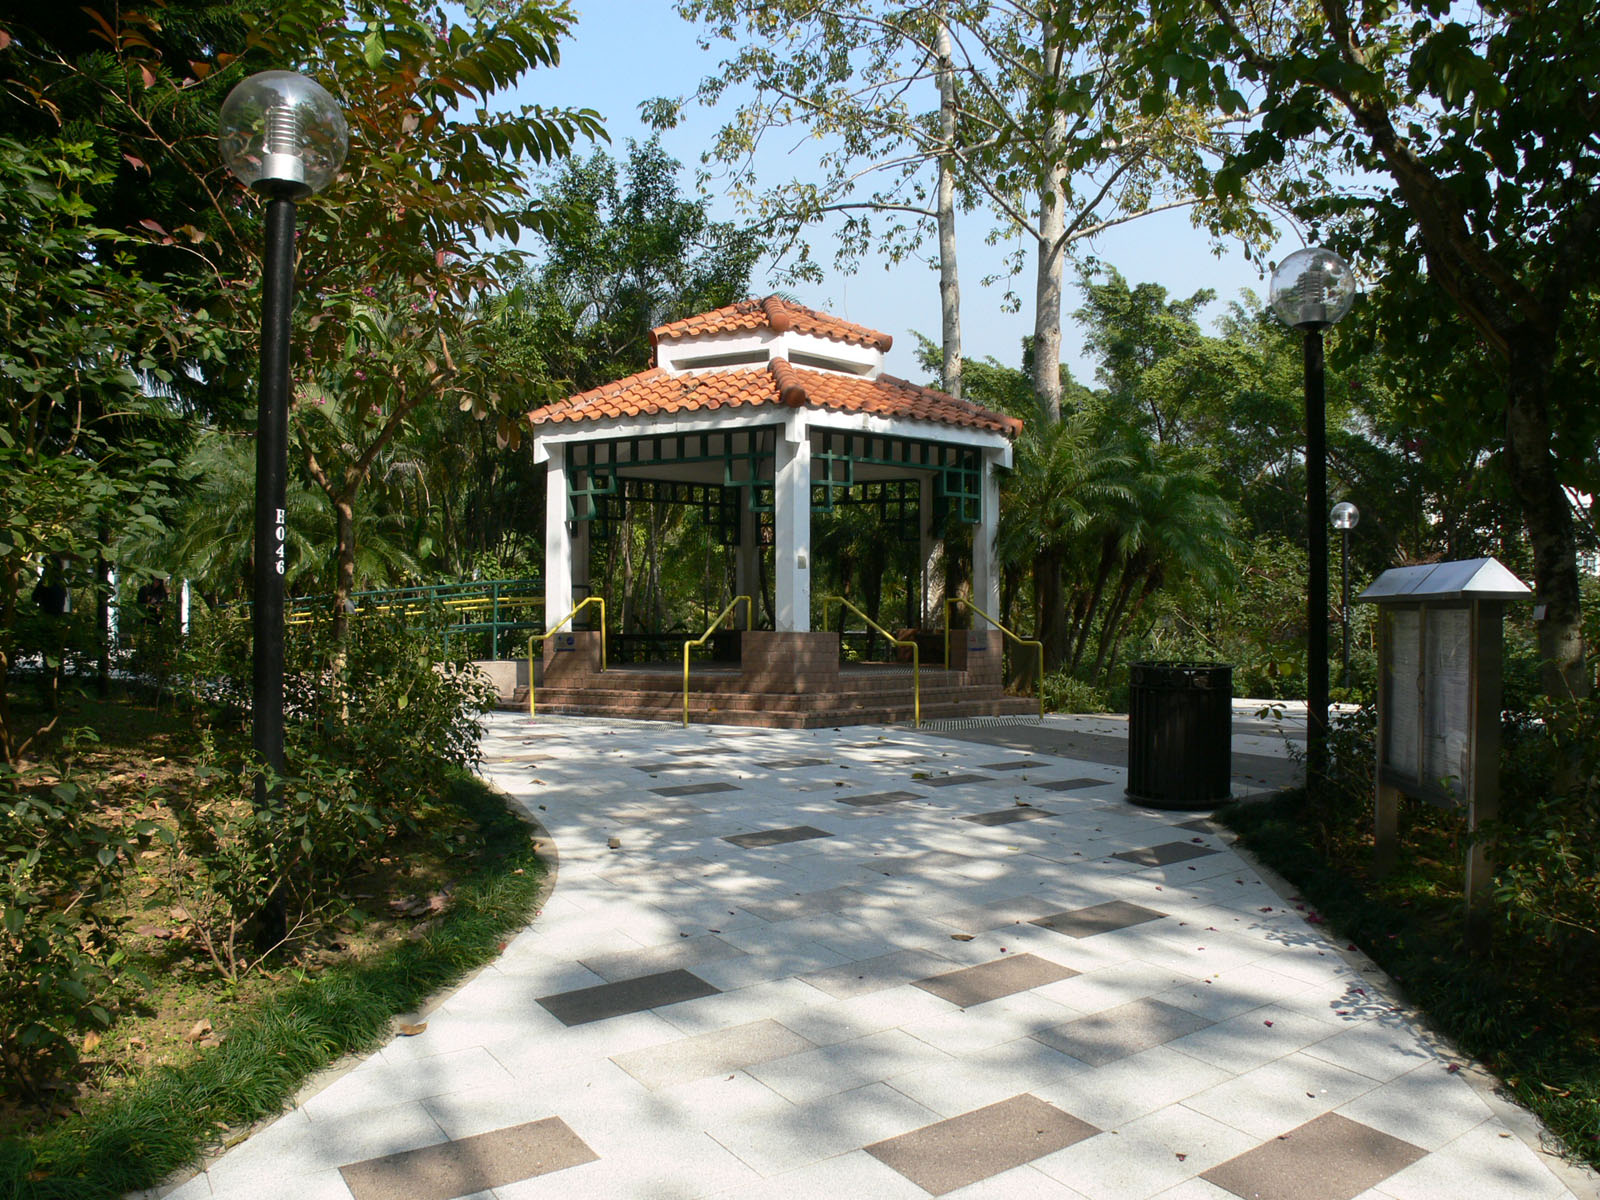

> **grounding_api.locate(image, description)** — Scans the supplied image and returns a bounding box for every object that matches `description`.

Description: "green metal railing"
[943,597,1044,718]
[682,596,751,726]
[528,596,607,718]
[823,595,919,727]
[285,578,543,660]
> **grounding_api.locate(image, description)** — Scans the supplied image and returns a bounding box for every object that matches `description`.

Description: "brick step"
[503,686,1035,728]
[524,684,1004,714]
[530,669,967,697]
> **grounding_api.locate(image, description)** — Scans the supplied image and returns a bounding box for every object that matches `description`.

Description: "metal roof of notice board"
[1356,557,1533,604]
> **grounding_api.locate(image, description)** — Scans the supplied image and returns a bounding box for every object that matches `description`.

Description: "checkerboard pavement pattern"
[155,712,1594,1200]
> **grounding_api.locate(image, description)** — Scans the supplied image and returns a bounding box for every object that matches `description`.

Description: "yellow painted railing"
[823,595,919,728]
[943,597,1045,719]
[682,596,751,727]
[527,596,607,718]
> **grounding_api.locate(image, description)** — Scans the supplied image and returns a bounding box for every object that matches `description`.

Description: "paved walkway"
[162,709,1594,1200]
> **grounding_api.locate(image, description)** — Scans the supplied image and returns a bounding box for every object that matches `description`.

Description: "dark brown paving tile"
[1201,1112,1426,1200]
[977,760,1038,771]
[913,953,1077,1008]
[762,756,831,768]
[917,773,994,787]
[865,1093,1098,1195]
[537,968,719,1026]
[1178,817,1220,832]
[634,760,715,772]
[340,1117,598,1200]
[1031,998,1213,1065]
[960,807,1056,826]
[651,781,741,797]
[1112,840,1221,867]
[1028,777,1114,791]
[836,789,925,807]
[723,824,835,849]
[1030,899,1167,938]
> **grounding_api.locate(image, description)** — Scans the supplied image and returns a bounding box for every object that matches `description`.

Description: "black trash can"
[1126,662,1232,809]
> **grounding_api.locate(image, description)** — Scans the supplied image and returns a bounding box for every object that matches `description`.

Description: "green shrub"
[162,608,498,978]
[1041,670,1112,714]
[0,733,160,1100]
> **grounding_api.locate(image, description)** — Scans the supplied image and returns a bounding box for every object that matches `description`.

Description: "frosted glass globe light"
[219,70,347,197]
[1331,501,1360,530]
[1269,247,1357,330]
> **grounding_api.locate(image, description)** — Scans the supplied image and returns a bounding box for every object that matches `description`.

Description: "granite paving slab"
[723,825,835,849]
[913,953,1079,1008]
[536,968,720,1026]
[1201,1111,1427,1200]
[167,712,1590,1200]
[338,1117,597,1200]
[864,1094,1099,1195]
[960,807,1056,826]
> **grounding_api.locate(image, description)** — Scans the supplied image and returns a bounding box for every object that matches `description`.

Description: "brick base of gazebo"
[509,631,1034,728]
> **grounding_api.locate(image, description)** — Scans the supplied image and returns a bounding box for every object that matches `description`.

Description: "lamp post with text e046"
[218,72,347,810]
[1270,247,1357,790]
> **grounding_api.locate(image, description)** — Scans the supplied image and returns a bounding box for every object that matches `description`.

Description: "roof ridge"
[768,357,809,407]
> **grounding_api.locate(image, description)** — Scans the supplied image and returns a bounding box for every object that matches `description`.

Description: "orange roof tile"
[529,359,1022,438]
[651,295,894,352]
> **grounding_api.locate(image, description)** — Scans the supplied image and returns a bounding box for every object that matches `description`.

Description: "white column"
[544,446,573,624]
[735,496,760,627]
[774,418,811,632]
[919,473,944,628]
[179,580,192,636]
[973,450,1002,619]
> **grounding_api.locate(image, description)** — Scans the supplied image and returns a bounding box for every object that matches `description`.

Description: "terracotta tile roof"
[651,295,894,352]
[530,359,1022,438]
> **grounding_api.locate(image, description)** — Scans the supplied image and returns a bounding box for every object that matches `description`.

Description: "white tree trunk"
[935,15,963,400]
[1032,16,1067,422]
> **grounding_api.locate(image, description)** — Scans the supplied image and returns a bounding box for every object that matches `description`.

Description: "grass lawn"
[0,692,548,1200]
[1217,786,1600,1175]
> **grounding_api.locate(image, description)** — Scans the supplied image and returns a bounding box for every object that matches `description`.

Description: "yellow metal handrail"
[528,596,608,718]
[823,595,920,728]
[683,596,751,726]
[943,597,1045,719]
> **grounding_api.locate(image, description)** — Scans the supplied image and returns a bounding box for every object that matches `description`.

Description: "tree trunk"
[1032,17,1068,421]
[1035,547,1068,670]
[332,490,358,644]
[1069,540,1118,673]
[1502,341,1588,706]
[934,15,963,400]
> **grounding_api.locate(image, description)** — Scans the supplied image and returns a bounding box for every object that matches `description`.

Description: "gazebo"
[525,296,1031,727]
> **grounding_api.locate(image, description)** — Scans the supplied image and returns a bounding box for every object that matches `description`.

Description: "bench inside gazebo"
[517,296,1037,728]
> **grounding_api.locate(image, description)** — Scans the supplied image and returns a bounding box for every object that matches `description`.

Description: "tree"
[492,136,760,396]
[234,0,604,638]
[1136,0,1600,703]
[675,0,1273,418]
[0,138,222,762]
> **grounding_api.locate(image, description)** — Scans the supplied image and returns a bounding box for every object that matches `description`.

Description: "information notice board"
[1380,604,1472,805]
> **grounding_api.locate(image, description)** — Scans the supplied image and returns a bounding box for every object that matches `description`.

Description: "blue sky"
[509,0,1302,387]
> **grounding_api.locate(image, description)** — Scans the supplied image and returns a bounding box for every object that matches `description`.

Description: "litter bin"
[1126,662,1232,809]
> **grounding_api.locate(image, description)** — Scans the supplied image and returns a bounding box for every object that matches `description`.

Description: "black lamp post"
[1270,247,1357,790]
[219,71,347,800]
[1331,500,1360,690]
